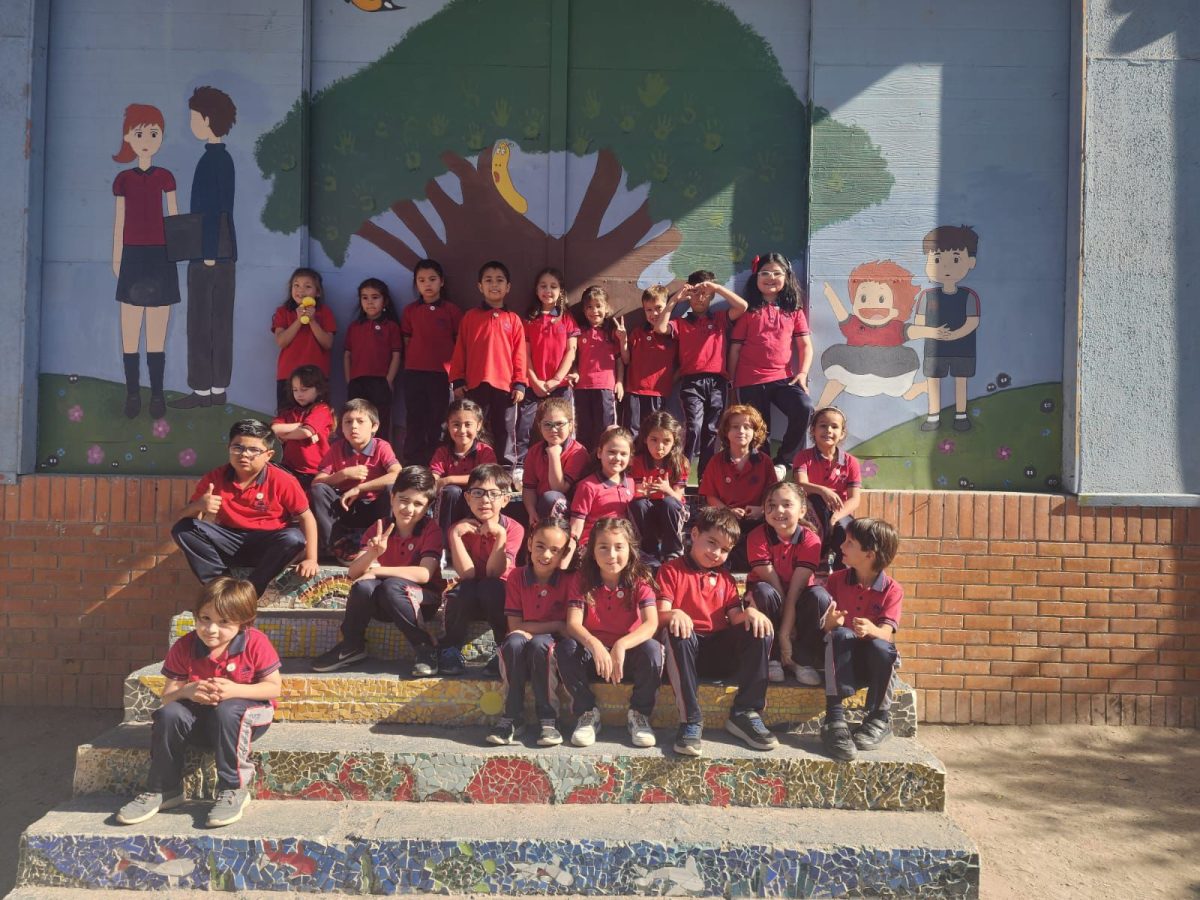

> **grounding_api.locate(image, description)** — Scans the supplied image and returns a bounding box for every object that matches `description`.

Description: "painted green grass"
[849,382,1064,492]
[36,374,274,476]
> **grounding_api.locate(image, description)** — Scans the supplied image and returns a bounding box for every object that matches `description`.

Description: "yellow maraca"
[298,296,317,325]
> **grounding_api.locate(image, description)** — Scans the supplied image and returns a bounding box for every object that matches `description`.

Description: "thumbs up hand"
[200,483,222,517]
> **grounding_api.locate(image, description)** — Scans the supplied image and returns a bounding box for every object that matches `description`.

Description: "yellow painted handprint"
[490,139,528,215]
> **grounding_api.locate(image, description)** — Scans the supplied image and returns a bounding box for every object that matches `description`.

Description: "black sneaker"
[673,722,703,757]
[311,641,367,673]
[483,654,501,678]
[486,718,519,745]
[822,721,858,762]
[537,720,563,746]
[438,647,465,676]
[852,716,892,751]
[410,645,438,678]
[725,710,779,751]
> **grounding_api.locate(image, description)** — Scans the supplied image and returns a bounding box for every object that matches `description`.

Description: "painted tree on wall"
[256,0,892,309]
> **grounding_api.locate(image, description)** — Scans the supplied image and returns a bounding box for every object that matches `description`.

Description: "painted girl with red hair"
[817,260,922,409]
[112,102,179,419]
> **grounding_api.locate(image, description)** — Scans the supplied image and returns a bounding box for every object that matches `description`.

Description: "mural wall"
[34,0,1068,491]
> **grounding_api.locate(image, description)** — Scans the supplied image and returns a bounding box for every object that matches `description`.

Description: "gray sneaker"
[206,788,250,827]
[116,788,184,825]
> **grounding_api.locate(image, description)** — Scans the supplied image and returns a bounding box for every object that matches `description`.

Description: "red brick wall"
[1,475,1197,722]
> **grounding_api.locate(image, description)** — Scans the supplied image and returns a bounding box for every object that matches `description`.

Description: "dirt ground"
[0,708,1196,898]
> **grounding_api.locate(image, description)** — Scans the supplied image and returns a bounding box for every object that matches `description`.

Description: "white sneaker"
[767,660,785,683]
[571,707,602,747]
[790,664,823,686]
[773,463,788,483]
[627,709,656,748]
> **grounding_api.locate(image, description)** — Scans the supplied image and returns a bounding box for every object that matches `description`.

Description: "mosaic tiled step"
[18,797,979,896]
[74,722,945,811]
[124,662,918,737]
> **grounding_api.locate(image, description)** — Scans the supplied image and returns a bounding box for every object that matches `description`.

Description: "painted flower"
[936,475,948,487]
[861,460,879,478]
[178,448,197,467]
[1041,427,1052,438]
[86,445,104,465]
[971,407,981,417]
[67,405,83,423]
[152,419,170,439]
[937,439,955,455]
[995,446,1012,460]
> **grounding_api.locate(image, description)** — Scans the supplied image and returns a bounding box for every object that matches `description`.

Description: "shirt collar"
[479,301,508,312]
[723,448,764,466]
[452,439,481,460]
[523,566,563,588]
[596,472,629,488]
[421,299,443,309]
[766,525,806,547]
[349,438,378,457]
[814,447,848,466]
[846,567,890,592]
[223,464,269,487]
[192,628,248,658]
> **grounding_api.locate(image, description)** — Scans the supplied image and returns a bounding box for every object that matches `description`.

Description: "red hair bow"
[751,254,761,273]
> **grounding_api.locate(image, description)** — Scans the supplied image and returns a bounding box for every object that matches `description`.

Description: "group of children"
[134,252,906,828]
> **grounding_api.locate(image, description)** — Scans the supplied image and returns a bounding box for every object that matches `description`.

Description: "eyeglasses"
[466,489,507,501]
[540,420,570,430]
[229,444,268,458]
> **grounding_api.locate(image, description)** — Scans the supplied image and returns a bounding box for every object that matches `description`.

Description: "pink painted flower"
[995,446,1012,461]
[86,445,104,465]
[67,405,83,423]
[937,439,956,455]
[861,460,879,478]
[178,448,196,467]
[152,419,170,438]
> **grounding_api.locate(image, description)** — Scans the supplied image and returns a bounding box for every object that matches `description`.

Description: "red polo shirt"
[455,514,525,581]
[575,324,621,390]
[671,310,730,377]
[448,305,528,392]
[189,464,308,531]
[569,577,656,648]
[525,311,580,381]
[317,438,399,502]
[792,447,862,502]
[504,566,572,623]
[628,452,688,500]
[272,402,335,475]
[626,326,676,397]
[826,568,903,632]
[113,167,176,245]
[401,300,463,374]
[729,304,809,388]
[698,450,774,509]
[523,438,591,494]
[656,555,740,635]
[345,318,403,380]
[272,303,337,380]
[746,523,822,586]
[162,628,281,708]
[361,516,444,591]
[569,473,635,547]
[429,440,497,478]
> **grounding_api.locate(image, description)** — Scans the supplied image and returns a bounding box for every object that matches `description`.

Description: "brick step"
[74,722,944,811]
[124,662,918,736]
[17,798,979,896]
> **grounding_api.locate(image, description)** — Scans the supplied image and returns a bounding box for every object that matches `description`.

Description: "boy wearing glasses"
[439,463,525,676]
[171,419,318,597]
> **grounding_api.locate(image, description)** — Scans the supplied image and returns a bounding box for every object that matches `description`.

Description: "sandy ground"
[0,708,1196,898]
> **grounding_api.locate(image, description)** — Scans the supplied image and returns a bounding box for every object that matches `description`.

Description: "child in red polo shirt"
[271,365,335,492]
[658,506,778,756]
[523,397,591,528]
[698,404,775,571]
[430,399,498,532]
[729,252,814,473]
[448,260,527,466]
[311,467,444,678]
[515,267,579,462]
[556,517,663,748]
[793,406,863,567]
[272,267,336,413]
[568,426,636,565]
[116,577,281,828]
[797,518,903,761]
[628,411,689,565]
[671,270,749,477]
[310,399,402,559]
[747,482,822,685]
[171,419,318,598]
[571,285,627,451]
[624,284,676,439]
[401,258,463,465]
[344,277,403,440]
[488,517,573,747]
[440,464,525,676]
